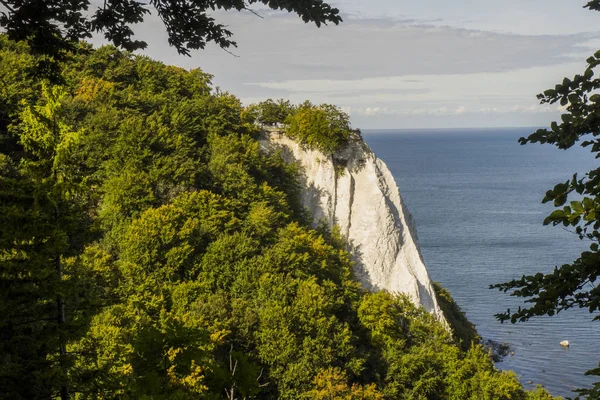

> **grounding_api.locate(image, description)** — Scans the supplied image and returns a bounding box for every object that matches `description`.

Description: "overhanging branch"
[0,0,15,13]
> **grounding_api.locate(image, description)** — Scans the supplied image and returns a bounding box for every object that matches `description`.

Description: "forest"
[0,37,563,399]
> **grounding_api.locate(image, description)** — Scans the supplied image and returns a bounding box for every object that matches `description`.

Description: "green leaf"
[546,209,566,220]
[560,96,569,106]
[561,114,573,122]
[554,194,568,206]
[571,201,584,213]
[568,94,580,103]
[587,210,596,221]
[553,182,568,193]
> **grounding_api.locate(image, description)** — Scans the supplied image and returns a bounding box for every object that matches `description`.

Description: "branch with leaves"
[0,0,342,58]
[492,2,600,397]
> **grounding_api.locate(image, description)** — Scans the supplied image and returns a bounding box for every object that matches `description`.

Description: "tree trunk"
[56,253,69,400]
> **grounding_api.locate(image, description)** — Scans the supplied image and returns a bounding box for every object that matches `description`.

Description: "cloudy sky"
[124,1,600,129]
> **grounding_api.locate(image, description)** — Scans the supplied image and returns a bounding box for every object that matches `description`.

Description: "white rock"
[260,132,446,323]
[560,340,570,347]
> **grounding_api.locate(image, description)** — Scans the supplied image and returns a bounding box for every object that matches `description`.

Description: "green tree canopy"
[492,2,600,398]
[251,99,295,126]
[0,37,560,399]
[284,102,356,154]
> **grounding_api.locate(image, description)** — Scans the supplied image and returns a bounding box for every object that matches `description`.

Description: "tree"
[0,83,91,400]
[285,102,356,154]
[492,2,600,398]
[0,0,342,60]
[253,99,295,126]
[304,368,384,399]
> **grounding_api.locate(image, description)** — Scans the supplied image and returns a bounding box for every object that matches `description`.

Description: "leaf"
[545,209,566,223]
[568,94,580,104]
[585,68,594,79]
[553,182,568,193]
[571,201,584,213]
[554,194,568,206]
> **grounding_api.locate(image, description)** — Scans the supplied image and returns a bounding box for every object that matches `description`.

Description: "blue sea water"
[363,128,600,398]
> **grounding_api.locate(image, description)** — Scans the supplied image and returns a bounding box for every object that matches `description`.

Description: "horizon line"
[360,126,544,132]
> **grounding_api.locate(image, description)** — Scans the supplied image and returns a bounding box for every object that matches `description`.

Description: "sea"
[363,128,600,398]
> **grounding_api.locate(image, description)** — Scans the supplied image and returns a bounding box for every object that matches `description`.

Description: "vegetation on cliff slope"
[0,37,556,399]
[249,99,357,154]
[433,282,480,351]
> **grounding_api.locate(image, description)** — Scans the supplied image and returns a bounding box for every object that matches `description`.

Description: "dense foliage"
[248,99,295,126]
[244,99,355,154]
[284,102,356,154]
[433,282,480,352]
[492,2,600,398]
[0,37,556,399]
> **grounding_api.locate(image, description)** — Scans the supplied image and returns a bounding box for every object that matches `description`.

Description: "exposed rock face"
[260,131,445,322]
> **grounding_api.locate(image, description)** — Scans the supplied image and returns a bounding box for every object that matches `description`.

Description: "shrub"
[285,102,355,154]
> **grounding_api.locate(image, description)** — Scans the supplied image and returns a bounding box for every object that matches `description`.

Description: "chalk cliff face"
[260,131,445,321]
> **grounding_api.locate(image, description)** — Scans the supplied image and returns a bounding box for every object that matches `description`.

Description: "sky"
[107,0,600,129]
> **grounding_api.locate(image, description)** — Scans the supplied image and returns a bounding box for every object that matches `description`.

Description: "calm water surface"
[364,128,600,398]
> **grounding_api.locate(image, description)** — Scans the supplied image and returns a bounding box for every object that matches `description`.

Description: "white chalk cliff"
[260,131,445,322]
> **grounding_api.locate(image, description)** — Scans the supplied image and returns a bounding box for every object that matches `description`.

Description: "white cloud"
[134,12,595,84]
[336,0,600,36]
[345,102,565,120]
[345,107,401,116]
[245,62,581,110]
[347,105,472,117]
[96,7,600,128]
